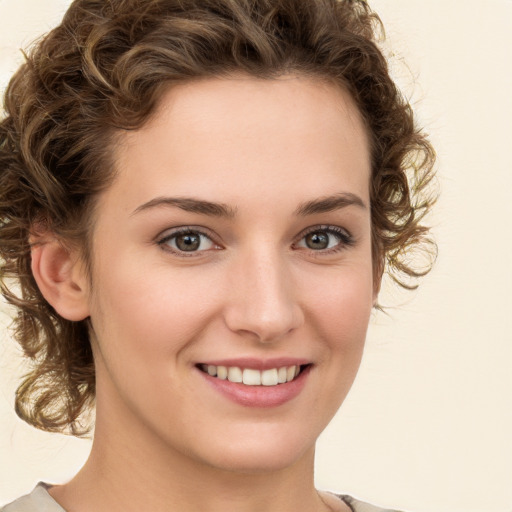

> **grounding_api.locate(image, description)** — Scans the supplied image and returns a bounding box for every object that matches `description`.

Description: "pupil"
[176,233,200,251]
[306,232,328,250]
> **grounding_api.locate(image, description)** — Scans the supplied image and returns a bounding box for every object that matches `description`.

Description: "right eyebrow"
[131,196,238,219]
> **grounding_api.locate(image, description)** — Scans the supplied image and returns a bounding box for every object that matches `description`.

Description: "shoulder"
[0,484,65,512]
[338,493,405,512]
[2,485,404,512]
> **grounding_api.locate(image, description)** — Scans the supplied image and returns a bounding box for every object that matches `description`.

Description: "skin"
[34,74,376,512]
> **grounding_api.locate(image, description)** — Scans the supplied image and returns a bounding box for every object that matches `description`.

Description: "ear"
[30,237,90,321]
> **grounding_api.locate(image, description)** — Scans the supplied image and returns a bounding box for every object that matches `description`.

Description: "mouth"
[196,360,313,407]
[197,363,311,387]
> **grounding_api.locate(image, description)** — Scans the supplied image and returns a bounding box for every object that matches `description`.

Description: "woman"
[0,0,435,511]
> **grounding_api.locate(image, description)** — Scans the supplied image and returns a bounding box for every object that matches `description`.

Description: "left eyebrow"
[294,193,367,216]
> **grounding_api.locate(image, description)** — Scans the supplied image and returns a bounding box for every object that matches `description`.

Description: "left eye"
[296,228,351,251]
[159,230,216,253]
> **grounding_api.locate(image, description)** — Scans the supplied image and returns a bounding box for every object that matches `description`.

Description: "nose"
[223,249,304,343]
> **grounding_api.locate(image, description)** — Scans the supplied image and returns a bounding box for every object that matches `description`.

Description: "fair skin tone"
[32,74,376,512]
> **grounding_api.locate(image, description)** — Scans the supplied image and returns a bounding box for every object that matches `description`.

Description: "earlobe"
[30,238,90,321]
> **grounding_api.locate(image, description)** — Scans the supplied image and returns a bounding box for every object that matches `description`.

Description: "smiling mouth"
[197,364,310,387]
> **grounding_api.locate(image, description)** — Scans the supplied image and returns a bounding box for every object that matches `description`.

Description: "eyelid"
[155,224,354,257]
[293,225,354,253]
[156,226,222,256]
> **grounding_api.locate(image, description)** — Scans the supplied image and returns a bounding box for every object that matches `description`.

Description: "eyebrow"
[132,196,238,218]
[293,192,367,216]
[131,192,366,218]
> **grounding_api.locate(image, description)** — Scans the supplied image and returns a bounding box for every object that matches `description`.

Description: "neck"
[50,401,331,512]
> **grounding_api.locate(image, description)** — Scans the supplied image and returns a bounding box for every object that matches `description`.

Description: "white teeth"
[261,368,278,386]
[201,364,304,386]
[227,366,243,383]
[217,365,228,380]
[243,368,261,386]
[277,367,288,384]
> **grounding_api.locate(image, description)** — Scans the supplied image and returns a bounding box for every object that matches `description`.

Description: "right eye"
[157,228,219,256]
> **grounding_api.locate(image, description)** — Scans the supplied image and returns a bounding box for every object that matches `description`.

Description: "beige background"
[1,1,511,511]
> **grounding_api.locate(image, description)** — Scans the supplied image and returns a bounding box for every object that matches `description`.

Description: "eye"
[295,226,353,253]
[157,228,219,255]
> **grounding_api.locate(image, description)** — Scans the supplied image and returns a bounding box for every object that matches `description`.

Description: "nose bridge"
[224,244,303,342]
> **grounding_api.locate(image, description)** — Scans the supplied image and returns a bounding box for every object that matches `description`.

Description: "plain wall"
[1,1,511,511]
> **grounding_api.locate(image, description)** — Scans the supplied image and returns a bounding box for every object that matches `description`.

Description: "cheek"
[89,255,219,357]
[87,260,218,414]
[299,266,374,428]
[305,263,374,337]
[305,263,373,390]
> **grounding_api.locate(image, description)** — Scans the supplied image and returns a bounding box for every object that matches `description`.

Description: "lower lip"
[199,366,311,408]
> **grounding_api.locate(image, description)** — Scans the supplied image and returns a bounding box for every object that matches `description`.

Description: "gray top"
[1,483,403,512]
[0,485,65,512]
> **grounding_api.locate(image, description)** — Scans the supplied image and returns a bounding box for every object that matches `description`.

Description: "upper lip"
[196,357,311,371]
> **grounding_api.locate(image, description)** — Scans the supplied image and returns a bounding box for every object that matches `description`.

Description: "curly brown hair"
[0,0,436,435]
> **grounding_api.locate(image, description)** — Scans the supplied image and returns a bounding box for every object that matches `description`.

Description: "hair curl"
[0,0,436,435]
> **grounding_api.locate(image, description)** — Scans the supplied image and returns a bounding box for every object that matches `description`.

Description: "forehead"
[106,74,371,215]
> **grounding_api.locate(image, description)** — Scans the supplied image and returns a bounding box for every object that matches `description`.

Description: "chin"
[189,427,317,474]
[206,450,311,475]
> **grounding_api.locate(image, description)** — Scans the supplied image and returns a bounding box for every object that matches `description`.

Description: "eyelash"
[156,225,354,257]
[296,225,355,255]
[157,227,218,258]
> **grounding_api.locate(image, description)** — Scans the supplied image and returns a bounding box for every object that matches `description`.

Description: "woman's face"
[85,75,375,472]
